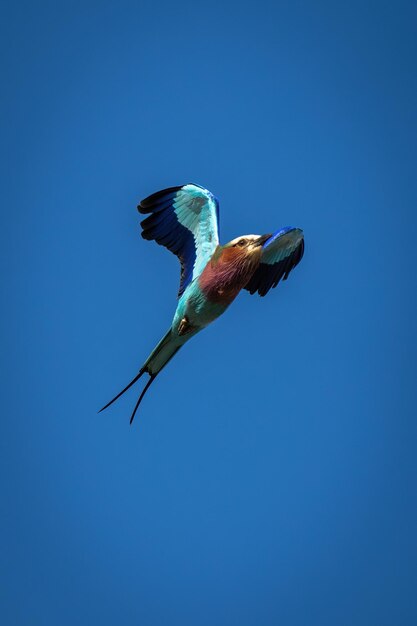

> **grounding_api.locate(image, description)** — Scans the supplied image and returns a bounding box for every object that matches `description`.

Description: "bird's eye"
[237,239,246,247]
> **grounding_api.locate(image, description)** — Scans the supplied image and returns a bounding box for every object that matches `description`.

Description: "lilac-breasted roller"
[100,184,304,423]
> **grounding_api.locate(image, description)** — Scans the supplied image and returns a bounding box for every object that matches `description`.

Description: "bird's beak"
[255,234,272,247]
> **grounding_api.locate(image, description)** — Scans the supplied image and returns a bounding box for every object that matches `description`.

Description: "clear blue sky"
[1,1,417,625]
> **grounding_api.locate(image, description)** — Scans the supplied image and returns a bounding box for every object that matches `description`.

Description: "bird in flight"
[100,183,304,423]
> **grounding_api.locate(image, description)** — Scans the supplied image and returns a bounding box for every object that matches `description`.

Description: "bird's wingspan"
[244,227,304,296]
[138,184,220,297]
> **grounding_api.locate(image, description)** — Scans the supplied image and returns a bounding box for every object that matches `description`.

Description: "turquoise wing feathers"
[138,184,220,297]
[244,227,304,296]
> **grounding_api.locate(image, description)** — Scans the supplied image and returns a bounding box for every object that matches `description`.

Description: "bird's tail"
[99,329,182,424]
[142,328,182,377]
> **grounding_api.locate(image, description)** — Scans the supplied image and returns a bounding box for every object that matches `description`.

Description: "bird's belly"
[186,290,227,327]
[173,283,228,333]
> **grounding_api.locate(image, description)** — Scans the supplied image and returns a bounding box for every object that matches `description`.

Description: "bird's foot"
[178,316,195,336]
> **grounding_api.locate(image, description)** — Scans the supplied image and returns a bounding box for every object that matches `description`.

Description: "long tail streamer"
[99,369,158,424]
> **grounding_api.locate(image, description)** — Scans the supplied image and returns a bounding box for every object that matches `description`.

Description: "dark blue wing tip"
[263,226,298,247]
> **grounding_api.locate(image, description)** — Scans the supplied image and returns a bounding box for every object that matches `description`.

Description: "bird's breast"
[198,252,258,304]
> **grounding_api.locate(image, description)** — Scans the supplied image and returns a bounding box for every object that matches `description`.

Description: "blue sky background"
[1,1,417,624]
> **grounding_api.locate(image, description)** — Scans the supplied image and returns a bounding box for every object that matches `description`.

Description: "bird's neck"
[198,246,259,304]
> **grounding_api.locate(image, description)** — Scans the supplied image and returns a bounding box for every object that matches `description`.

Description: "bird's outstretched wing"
[138,184,220,297]
[244,227,304,296]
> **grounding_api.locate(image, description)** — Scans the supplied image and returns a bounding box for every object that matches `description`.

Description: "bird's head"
[221,233,272,262]
[210,234,272,280]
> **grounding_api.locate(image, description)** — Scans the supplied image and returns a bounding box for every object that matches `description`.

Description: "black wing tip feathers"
[137,185,185,213]
[245,238,305,296]
[137,183,210,214]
